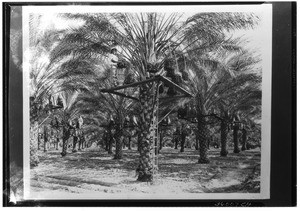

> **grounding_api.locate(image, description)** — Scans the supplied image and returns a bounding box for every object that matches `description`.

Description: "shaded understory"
[30,146,260,199]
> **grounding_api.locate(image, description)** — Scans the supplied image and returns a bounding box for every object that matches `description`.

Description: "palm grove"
[29,12,262,182]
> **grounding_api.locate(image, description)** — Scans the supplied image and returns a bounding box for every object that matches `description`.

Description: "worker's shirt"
[78,117,84,129]
[109,54,118,69]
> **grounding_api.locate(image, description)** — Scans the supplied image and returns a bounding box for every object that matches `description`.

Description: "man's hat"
[111,47,117,53]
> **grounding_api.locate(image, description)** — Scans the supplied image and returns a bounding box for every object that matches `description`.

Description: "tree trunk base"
[198,157,210,164]
[136,171,153,182]
[234,148,240,153]
[61,151,67,157]
[113,155,122,159]
[220,150,228,157]
[241,146,246,151]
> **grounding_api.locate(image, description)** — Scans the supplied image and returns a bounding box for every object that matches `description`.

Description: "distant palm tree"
[28,15,65,159]
[77,90,136,159]
[29,14,64,116]
[185,44,262,161]
[53,58,138,159]
[55,90,79,156]
[208,50,262,156]
[216,84,261,156]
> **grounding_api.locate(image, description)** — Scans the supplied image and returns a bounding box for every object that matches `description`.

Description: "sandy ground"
[29,146,260,199]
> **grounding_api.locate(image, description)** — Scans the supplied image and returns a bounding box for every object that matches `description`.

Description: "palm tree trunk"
[114,137,123,159]
[136,83,157,182]
[105,140,108,151]
[233,125,240,153]
[78,136,81,151]
[108,134,113,154]
[128,137,132,150]
[72,136,78,152]
[159,131,163,153]
[122,138,126,149]
[43,130,48,152]
[195,137,199,150]
[207,137,211,149]
[114,129,123,159]
[197,116,210,164]
[220,120,229,157]
[241,128,247,151]
[38,134,40,150]
[43,138,47,152]
[56,138,59,150]
[180,134,186,152]
[105,134,109,151]
[61,126,70,157]
[106,128,113,154]
[81,136,85,149]
[154,135,158,155]
[174,136,179,149]
[137,131,142,152]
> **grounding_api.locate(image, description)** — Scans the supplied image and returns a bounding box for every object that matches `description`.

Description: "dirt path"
[29,146,261,199]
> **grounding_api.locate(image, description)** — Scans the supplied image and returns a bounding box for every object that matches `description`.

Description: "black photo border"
[3,1,297,207]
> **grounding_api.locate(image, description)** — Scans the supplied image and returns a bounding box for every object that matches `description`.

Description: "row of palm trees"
[29,12,262,181]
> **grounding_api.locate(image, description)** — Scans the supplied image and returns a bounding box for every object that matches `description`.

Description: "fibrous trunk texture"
[72,136,78,152]
[61,126,70,157]
[114,128,123,159]
[174,136,179,149]
[220,120,229,157]
[136,83,157,182]
[197,116,209,164]
[233,125,240,153]
[128,137,132,150]
[241,128,247,151]
[180,133,186,152]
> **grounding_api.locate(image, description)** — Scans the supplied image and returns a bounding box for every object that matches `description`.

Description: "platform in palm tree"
[100,75,193,100]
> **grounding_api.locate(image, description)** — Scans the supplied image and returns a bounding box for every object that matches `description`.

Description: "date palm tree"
[207,50,262,156]
[75,88,137,159]
[185,44,262,161]
[48,12,259,180]
[52,55,138,159]
[215,84,261,156]
[28,15,66,160]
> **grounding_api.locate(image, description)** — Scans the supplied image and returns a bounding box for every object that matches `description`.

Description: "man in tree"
[109,48,119,85]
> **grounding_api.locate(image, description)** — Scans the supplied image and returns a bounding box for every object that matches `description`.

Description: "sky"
[34,10,264,53]
[24,4,272,58]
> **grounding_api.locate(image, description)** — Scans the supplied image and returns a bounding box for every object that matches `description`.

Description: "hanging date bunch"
[159,56,188,96]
